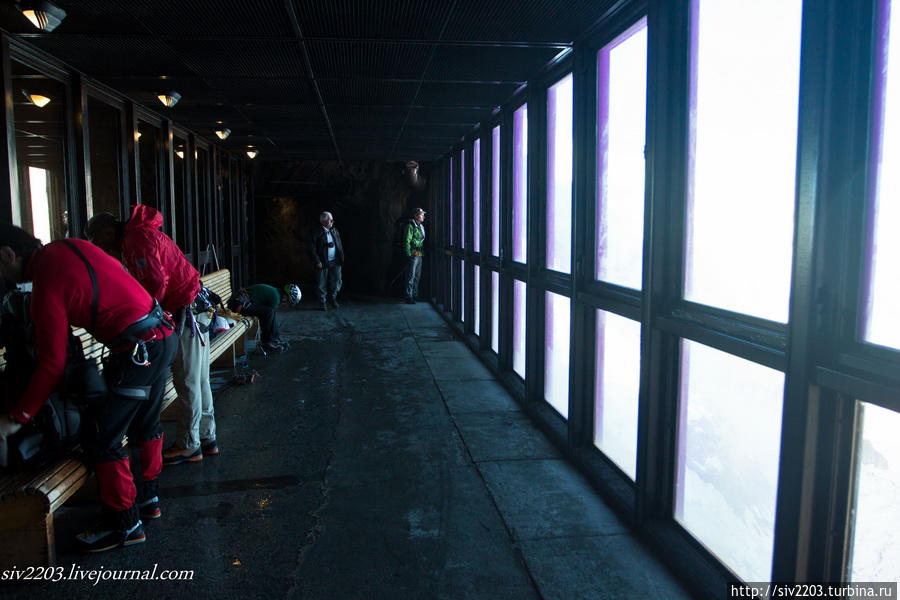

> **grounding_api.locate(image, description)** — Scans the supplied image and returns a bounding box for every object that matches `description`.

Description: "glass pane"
[544,292,570,418]
[12,61,68,241]
[594,310,641,479]
[513,279,527,377]
[675,340,784,582]
[547,74,573,274]
[491,270,500,354]
[849,402,900,582]
[461,148,467,249]
[492,125,501,257]
[512,105,528,263]
[684,0,802,322]
[863,1,900,349]
[196,147,211,265]
[474,265,481,336]
[173,136,189,252]
[138,121,160,209]
[86,97,122,218]
[461,259,466,323]
[473,138,481,253]
[450,154,456,246]
[596,19,647,289]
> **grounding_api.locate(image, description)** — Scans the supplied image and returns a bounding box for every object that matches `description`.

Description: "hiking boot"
[163,445,202,466]
[261,342,286,354]
[138,497,161,520]
[405,297,416,304]
[329,297,340,308]
[76,506,145,553]
[319,302,328,311]
[137,479,161,520]
[201,439,220,456]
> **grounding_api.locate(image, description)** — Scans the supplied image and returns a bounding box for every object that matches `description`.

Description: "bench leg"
[0,496,55,568]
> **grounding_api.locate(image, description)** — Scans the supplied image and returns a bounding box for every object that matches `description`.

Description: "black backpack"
[0,290,82,468]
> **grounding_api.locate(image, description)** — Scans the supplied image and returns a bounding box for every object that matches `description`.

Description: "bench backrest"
[201,269,235,305]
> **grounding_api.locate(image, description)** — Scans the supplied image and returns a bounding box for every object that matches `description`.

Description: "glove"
[0,415,22,440]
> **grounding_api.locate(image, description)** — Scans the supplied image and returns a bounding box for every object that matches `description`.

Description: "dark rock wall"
[253,161,430,298]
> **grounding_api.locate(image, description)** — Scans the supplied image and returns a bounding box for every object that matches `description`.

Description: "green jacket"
[245,284,281,309]
[404,220,425,257]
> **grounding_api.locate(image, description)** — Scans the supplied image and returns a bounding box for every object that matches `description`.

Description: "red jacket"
[120,205,200,313]
[12,239,172,424]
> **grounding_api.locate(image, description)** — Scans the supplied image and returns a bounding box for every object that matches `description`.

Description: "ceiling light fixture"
[214,128,231,140]
[18,1,67,32]
[246,146,258,159]
[175,148,185,159]
[21,90,51,107]
[156,91,181,108]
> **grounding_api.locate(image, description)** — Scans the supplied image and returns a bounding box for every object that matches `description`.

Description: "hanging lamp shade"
[214,128,232,140]
[21,90,51,107]
[157,91,181,108]
[246,147,259,159]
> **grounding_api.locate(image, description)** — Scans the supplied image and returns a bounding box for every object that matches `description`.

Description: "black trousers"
[241,304,279,344]
[83,334,179,464]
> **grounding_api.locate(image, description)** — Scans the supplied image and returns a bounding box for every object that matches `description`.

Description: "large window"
[596,19,647,289]
[491,271,500,354]
[594,311,641,479]
[461,148,467,249]
[675,341,784,582]
[684,0,802,322]
[546,74,573,274]
[544,292,570,417]
[863,0,900,350]
[450,154,456,247]
[512,105,528,264]
[86,97,123,218]
[473,139,481,253]
[491,125,501,258]
[513,279,527,378]
[474,265,481,336]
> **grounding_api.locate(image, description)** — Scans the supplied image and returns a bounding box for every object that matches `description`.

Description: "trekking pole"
[389,260,410,287]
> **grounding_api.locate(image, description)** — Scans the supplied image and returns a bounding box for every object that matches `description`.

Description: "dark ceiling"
[0,0,620,162]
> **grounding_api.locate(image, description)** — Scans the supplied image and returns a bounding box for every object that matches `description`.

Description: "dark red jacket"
[12,239,172,424]
[120,205,200,313]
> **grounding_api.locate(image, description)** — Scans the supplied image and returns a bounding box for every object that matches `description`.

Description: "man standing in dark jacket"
[86,206,219,473]
[0,223,177,553]
[308,211,344,311]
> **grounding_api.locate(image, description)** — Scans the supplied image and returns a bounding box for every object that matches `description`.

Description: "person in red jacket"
[0,222,177,552]
[86,206,219,471]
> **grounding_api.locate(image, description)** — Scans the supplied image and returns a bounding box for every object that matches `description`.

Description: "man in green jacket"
[403,208,426,304]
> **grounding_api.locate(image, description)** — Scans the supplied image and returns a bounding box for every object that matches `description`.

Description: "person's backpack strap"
[60,240,99,332]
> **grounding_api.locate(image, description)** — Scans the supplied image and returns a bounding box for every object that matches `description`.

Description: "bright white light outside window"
[28,167,52,244]
[513,105,528,263]
[863,0,900,349]
[473,139,481,253]
[596,19,647,289]
[547,74,573,274]
[594,310,641,479]
[675,340,784,582]
[450,155,456,247]
[685,0,802,323]
[492,126,501,257]
[461,259,466,323]
[513,279,526,377]
[491,271,500,354]
[461,148,467,249]
[849,401,900,582]
[474,265,481,336]
[544,292,570,418]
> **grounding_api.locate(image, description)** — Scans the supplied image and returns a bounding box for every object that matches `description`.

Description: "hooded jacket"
[120,204,200,313]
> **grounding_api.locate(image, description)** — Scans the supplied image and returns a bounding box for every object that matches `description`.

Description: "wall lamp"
[214,128,231,140]
[246,146,258,159]
[21,90,50,107]
[157,91,181,108]
[18,1,66,32]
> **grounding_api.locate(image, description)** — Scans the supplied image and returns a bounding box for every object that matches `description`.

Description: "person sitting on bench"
[228,283,287,353]
[0,223,178,553]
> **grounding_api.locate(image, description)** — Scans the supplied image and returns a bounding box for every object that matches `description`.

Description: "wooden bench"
[0,268,251,568]
[199,269,255,366]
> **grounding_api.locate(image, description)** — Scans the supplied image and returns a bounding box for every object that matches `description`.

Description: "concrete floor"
[6,300,693,599]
